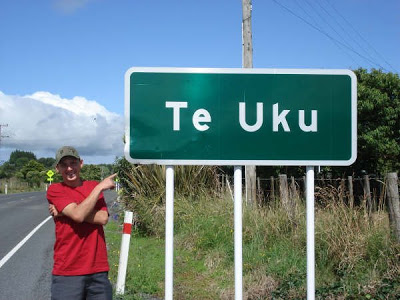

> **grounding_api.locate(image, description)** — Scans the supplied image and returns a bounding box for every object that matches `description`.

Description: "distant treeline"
[0,150,114,188]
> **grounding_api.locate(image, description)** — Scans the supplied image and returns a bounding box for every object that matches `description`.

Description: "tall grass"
[109,162,399,298]
[114,158,220,236]
[107,192,399,299]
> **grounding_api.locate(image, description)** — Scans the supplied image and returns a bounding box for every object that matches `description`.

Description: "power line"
[303,0,364,61]
[321,0,398,73]
[272,0,391,72]
[314,0,377,66]
[293,0,360,67]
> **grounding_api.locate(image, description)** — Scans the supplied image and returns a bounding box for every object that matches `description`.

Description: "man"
[47,146,116,300]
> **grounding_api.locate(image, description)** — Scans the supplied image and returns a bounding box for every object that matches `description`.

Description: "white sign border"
[125,67,357,166]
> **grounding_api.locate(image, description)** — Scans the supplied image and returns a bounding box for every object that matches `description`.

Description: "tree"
[80,164,102,181]
[26,170,46,188]
[19,160,45,180]
[0,162,16,179]
[38,157,56,169]
[353,68,400,176]
[15,157,30,169]
[9,150,36,165]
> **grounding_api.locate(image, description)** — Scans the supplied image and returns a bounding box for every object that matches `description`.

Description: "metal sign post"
[306,166,315,300]
[165,166,174,300]
[234,166,243,300]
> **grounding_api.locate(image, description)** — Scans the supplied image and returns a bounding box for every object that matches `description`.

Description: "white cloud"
[0,91,124,164]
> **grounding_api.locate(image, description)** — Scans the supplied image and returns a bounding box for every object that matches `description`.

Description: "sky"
[0,0,399,164]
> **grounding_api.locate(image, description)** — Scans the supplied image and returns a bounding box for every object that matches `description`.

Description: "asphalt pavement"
[0,189,117,300]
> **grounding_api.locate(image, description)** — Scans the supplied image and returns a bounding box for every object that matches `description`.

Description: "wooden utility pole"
[0,124,9,144]
[242,0,256,206]
[0,124,9,165]
[242,0,253,68]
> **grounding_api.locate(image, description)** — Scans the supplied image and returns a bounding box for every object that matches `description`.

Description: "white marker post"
[116,211,133,295]
[165,166,174,300]
[234,166,243,300]
[306,166,315,300]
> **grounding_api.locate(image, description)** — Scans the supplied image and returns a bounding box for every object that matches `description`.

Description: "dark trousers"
[51,272,113,300]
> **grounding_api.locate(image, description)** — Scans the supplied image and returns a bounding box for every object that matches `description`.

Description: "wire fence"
[218,173,396,209]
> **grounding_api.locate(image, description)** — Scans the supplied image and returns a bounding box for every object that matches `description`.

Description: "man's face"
[56,156,83,185]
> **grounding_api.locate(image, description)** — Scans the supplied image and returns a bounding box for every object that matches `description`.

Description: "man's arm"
[84,210,109,225]
[61,173,116,224]
[49,204,109,225]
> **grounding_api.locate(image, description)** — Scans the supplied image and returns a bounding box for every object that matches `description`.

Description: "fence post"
[116,211,134,295]
[386,172,400,242]
[290,176,295,199]
[347,176,354,209]
[270,176,275,202]
[257,177,261,206]
[5,184,7,195]
[279,174,289,208]
[363,175,372,216]
[339,178,345,203]
[280,174,296,225]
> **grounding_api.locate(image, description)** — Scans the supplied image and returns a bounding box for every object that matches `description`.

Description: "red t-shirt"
[47,180,109,276]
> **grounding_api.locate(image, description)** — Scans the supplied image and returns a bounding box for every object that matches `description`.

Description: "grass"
[105,221,165,300]
[105,193,400,299]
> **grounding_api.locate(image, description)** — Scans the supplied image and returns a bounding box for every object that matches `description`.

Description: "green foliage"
[0,161,16,179]
[0,149,113,189]
[0,150,49,180]
[98,164,113,178]
[106,221,165,300]
[26,170,46,187]
[353,68,400,175]
[38,157,55,168]
[14,157,30,169]
[9,150,36,165]
[175,196,234,253]
[16,160,46,187]
[80,164,102,181]
[115,157,219,200]
[114,157,220,235]
[19,160,45,179]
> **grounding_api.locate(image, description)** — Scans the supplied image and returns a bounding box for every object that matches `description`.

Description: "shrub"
[114,157,220,235]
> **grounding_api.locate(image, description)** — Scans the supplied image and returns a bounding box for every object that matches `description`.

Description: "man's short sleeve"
[95,194,108,212]
[87,181,108,213]
[47,184,73,213]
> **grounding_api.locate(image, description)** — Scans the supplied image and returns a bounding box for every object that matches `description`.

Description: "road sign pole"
[165,166,174,300]
[306,166,315,300]
[234,166,243,300]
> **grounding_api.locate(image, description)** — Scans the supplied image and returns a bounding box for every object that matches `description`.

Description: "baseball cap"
[55,146,81,166]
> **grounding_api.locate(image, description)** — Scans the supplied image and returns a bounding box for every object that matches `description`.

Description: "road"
[0,190,117,300]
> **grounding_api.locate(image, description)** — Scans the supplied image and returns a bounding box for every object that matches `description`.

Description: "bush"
[114,157,220,235]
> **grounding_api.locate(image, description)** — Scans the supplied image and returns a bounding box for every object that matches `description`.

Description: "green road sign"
[125,67,357,166]
[47,170,55,178]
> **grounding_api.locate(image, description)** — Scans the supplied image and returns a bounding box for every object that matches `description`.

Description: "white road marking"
[0,216,52,269]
